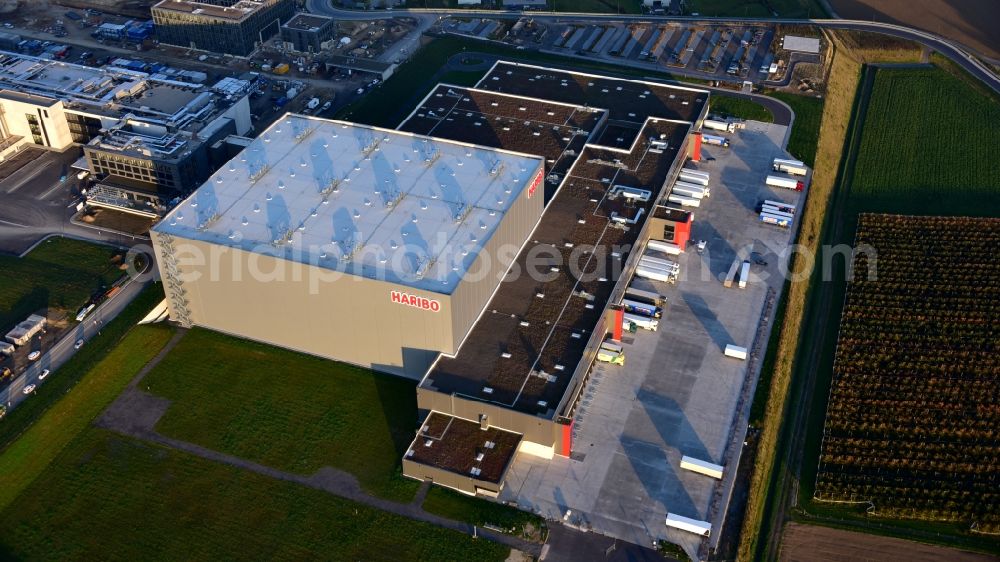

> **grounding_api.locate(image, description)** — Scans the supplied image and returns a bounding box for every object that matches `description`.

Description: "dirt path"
[780,523,998,562]
[95,328,543,557]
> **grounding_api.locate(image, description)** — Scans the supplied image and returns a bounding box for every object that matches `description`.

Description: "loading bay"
[501,120,802,559]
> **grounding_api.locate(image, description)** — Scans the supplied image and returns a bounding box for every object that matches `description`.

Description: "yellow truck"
[597,341,625,366]
[273,63,290,75]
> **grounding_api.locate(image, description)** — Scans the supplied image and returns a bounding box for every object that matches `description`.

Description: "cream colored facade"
[0,92,74,150]
[152,161,545,379]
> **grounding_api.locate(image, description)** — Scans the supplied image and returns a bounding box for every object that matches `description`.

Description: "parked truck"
[701,134,730,148]
[678,170,710,187]
[621,298,662,318]
[623,312,658,331]
[646,239,682,255]
[759,211,791,228]
[636,264,677,284]
[597,341,625,365]
[773,158,808,176]
[672,182,708,199]
[667,192,701,207]
[625,286,667,307]
[738,260,751,289]
[765,174,805,191]
[703,118,736,133]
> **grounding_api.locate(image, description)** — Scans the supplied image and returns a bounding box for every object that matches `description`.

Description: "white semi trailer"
[773,158,808,176]
[765,174,805,191]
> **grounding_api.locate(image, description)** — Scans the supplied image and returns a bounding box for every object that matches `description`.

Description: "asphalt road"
[0,274,151,415]
[0,148,146,256]
[303,2,999,95]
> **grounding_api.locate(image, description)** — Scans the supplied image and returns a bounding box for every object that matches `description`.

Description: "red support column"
[674,215,693,251]
[691,132,703,162]
[560,420,574,457]
[612,308,624,341]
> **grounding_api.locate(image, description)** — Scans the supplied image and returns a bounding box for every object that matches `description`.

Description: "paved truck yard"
[501,120,804,558]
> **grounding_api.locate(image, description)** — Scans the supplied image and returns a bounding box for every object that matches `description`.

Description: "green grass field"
[0,285,167,452]
[708,95,774,123]
[770,92,824,166]
[0,429,509,562]
[143,328,420,502]
[849,65,1000,215]
[423,487,545,540]
[0,237,123,331]
[0,284,173,510]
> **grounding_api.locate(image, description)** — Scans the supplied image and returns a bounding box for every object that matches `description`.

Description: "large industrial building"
[152,0,296,57]
[397,62,708,496]
[0,51,253,216]
[151,61,710,499]
[152,115,545,377]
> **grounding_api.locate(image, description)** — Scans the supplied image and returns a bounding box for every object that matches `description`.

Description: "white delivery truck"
[623,312,658,331]
[646,239,682,255]
[702,133,730,147]
[703,118,735,133]
[738,260,751,289]
[666,513,712,536]
[724,344,748,360]
[640,254,680,271]
[680,456,725,479]
[773,158,808,176]
[635,264,677,283]
[678,171,710,187]
[762,199,796,214]
[766,174,805,191]
[672,182,708,199]
[668,192,701,207]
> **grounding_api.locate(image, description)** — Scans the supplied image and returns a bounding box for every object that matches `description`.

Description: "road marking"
[4,161,49,194]
[0,218,28,228]
[38,181,65,200]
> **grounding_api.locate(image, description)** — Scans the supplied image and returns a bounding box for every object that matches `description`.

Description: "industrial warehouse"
[151,61,807,557]
[152,115,546,378]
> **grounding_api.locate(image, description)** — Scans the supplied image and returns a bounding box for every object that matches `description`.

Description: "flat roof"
[153,114,544,294]
[477,61,707,124]
[283,13,334,31]
[399,85,606,201]
[406,412,521,484]
[782,35,821,54]
[419,61,707,415]
[152,0,271,22]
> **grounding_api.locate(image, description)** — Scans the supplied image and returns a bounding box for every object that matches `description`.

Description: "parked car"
[74,339,84,349]
[39,369,50,380]
[28,350,41,361]
[22,384,36,395]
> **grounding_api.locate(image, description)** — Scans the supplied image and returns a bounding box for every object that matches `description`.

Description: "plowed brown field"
[830,0,1000,59]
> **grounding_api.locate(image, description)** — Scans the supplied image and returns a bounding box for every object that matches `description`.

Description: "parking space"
[0,147,83,254]
[501,121,803,558]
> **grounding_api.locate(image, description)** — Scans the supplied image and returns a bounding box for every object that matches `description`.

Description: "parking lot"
[500,120,805,558]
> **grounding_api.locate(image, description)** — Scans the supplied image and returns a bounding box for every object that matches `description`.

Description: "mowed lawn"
[143,329,420,501]
[850,65,1000,215]
[771,92,824,166]
[0,322,175,510]
[0,237,122,330]
[0,429,509,562]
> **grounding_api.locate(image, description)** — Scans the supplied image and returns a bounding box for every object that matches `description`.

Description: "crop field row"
[816,214,1000,532]
[850,66,1000,215]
